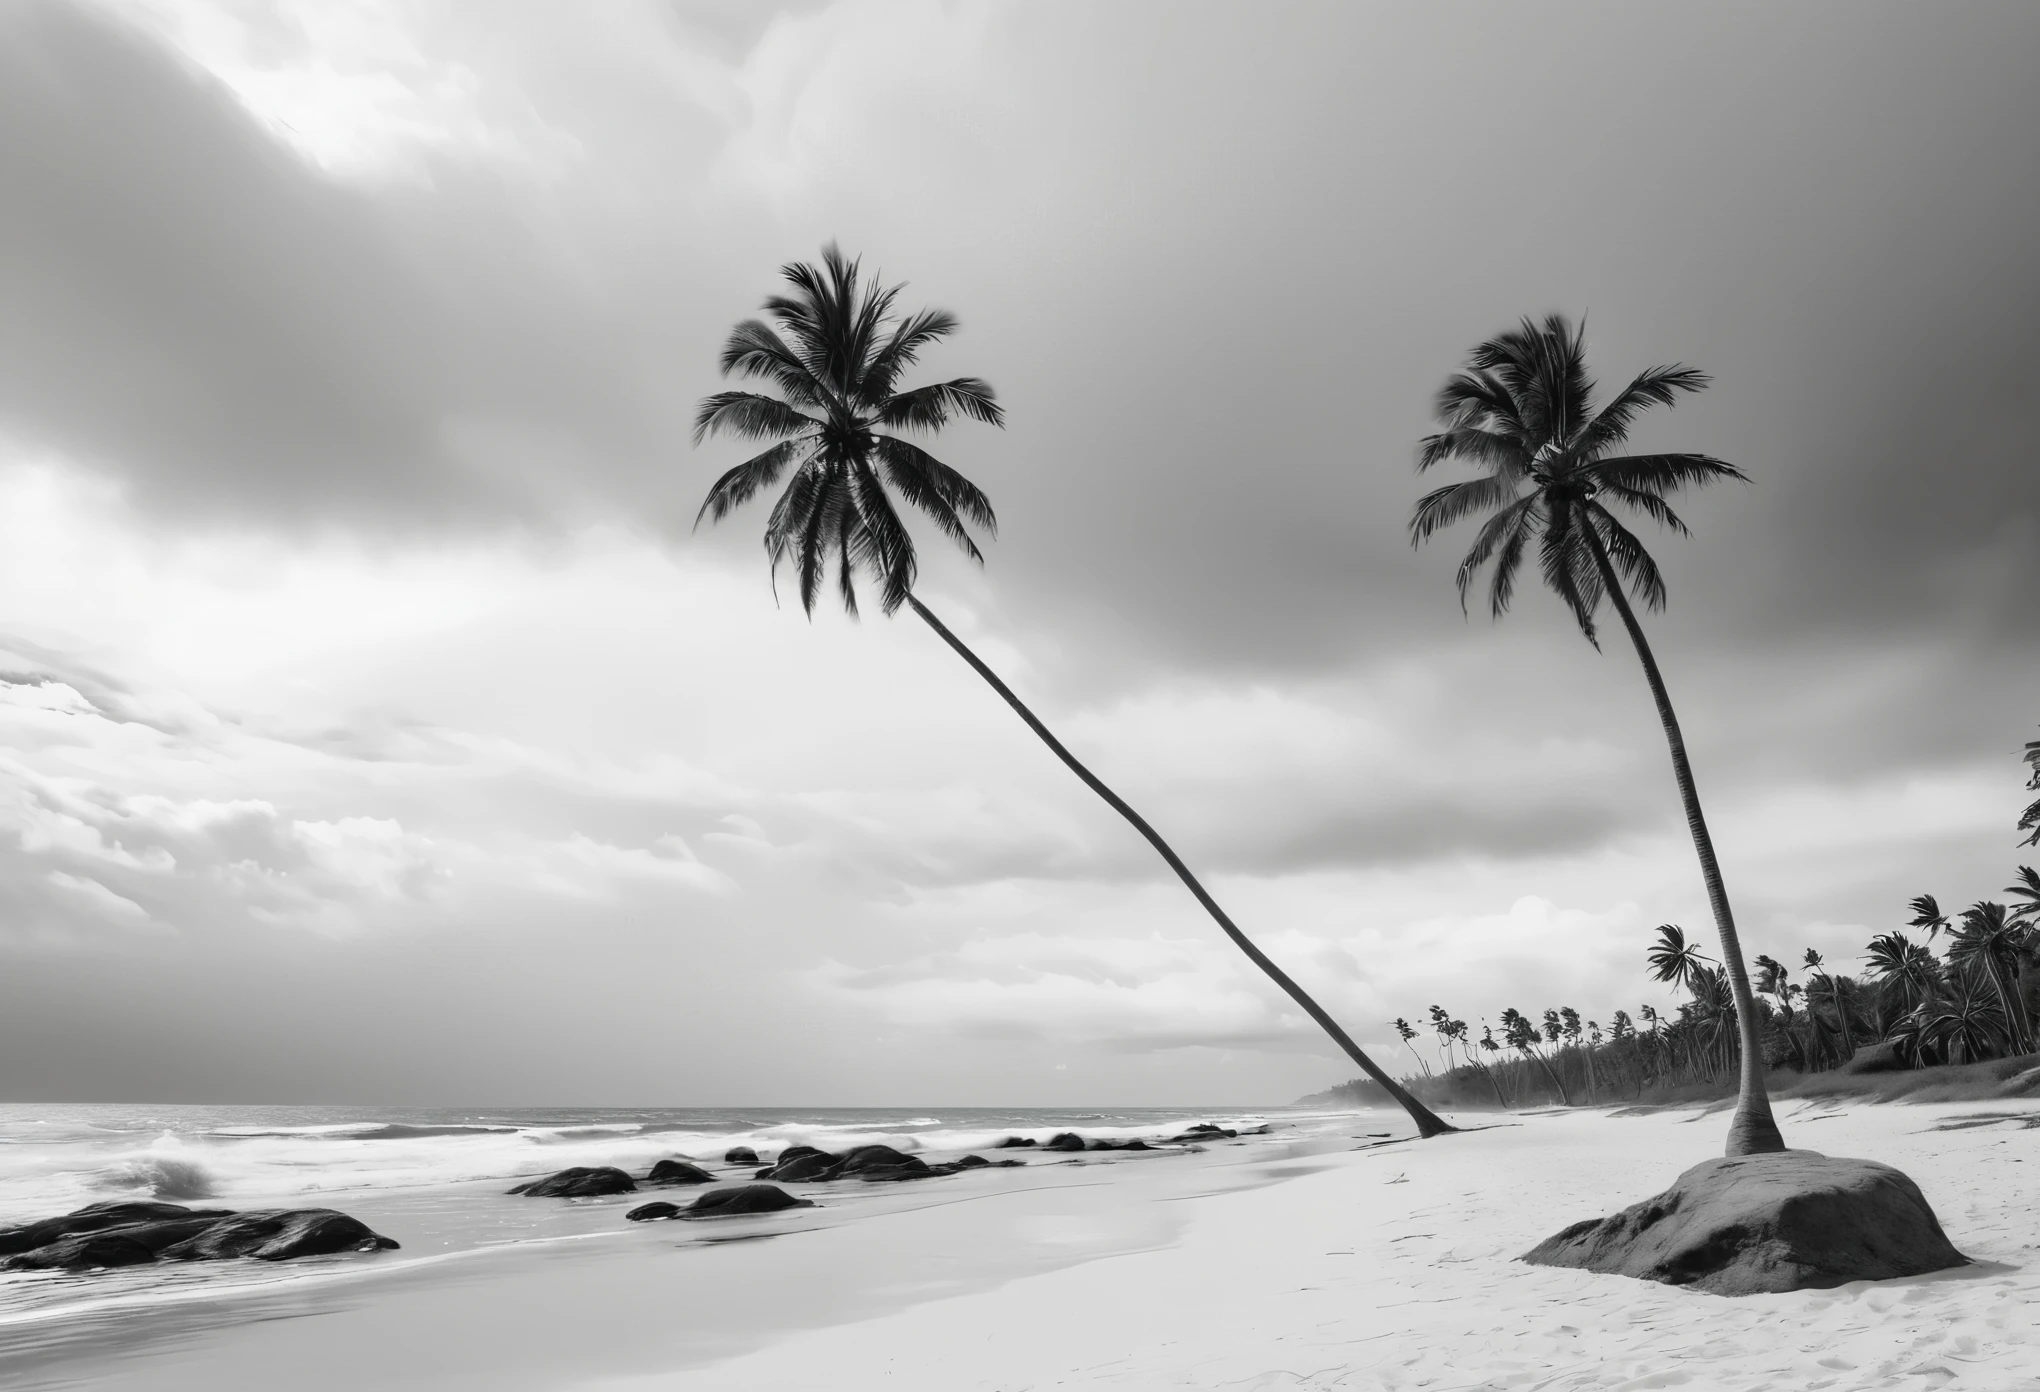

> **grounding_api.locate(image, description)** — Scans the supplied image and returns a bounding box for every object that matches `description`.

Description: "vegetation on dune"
[1408,314,1779,1155]
[695,245,1452,1139]
[1333,737,2040,1111]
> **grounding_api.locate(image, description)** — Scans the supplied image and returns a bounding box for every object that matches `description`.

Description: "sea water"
[0,1103,1378,1332]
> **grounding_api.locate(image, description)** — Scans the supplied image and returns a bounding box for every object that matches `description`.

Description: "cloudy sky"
[2,0,2035,1106]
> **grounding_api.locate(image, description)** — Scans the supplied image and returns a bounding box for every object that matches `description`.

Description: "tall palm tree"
[1863,931,1942,1015]
[1946,902,2035,1056]
[1409,315,1781,1156]
[696,246,1453,1139]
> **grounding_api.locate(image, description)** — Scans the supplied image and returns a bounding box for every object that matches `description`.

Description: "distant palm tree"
[2005,866,2040,925]
[1802,948,1858,1062]
[1392,1017,1432,1077]
[1501,1007,1570,1105]
[1946,902,2035,1056]
[697,246,1453,1139]
[1864,931,1942,1017]
[1647,924,1712,995]
[1409,316,1781,1155]
[2020,730,2039,848]
[1908,894,1952,942]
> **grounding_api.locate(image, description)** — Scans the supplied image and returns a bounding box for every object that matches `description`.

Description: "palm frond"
[1408,473,1518,546]
[695,439,809,529]
[1578,365,1710,456]
[1430,370,1525,436]
[1589,453,1749,496]
[1596,481,1691,536]
[2005,866,2040,922]
[873,434,996,541]
[876,377,1006,431]
[692,391,824,445]
[1450,494,1539,616]
[860,308,959,404]
[1590,506,1668,612]
[1540,498,1606,642]
[847,461,917,614]
[718,320,830,408]
[1417,426,1527,475]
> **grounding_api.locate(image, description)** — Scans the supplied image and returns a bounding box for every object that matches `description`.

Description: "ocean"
[0,1102,1376,1336]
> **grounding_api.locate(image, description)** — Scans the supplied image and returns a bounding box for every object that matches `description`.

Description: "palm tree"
[1946,902,2034,1056]
[2005,867,2040,925]
[1501,1007,1570,1105]
[1647,924,1712,994]
[1392,1017,1432,1077]
[2020,730,2039,849]
[1908,894,1951,943]
[696,246,1453,1139]
[1863,931,1942,1016]
[1409,315,1781,1155]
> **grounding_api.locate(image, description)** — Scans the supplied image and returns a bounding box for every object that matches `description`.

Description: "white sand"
[584,1100,2040,1391]
[9,1101,2036,1390]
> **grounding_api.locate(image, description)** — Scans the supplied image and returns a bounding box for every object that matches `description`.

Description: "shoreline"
[7,1097,2038,1390]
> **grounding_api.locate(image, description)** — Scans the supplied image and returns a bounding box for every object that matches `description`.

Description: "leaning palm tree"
[1409,315,1782,1156]
[1946,902,2035,1057]
[696,246,1452,1138]
[2005,867,2040,925]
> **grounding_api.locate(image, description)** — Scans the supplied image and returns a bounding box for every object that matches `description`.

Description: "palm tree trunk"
[1581,528,1784,1156]
[1525,1048,1571,1105]
[908,595,1456,1138]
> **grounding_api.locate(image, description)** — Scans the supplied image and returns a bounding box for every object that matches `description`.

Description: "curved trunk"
[1523,1048,1571,1105]
[908,596,1455,1138]
[1582,528,1784,1156]
[1476,1057,1510,1108]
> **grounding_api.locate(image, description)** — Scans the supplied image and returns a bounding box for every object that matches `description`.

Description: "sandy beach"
[6,1098,2035,1391]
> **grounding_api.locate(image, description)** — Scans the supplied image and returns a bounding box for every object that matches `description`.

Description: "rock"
[625,1202,681,1222]
[1168,1127,1236,1143]
[993,1159,1026,1168]
[159,1210,400,1262]
[1840,1040,1907,1075]
[954,1154,992,1168]
[1521,1150,1966,1296]
[684,1184,816,1218]
[507,1166,638,1198]
[644,1160,716,1186]
[758,1151,840,1182]
[777,1145,828,1164]
[0,1203,396,1271]
[1086,1138,1153,1151]
[833,1145,933,1181]
[992,1136,1037,1148]
[1043,1132,1088,1152]
[1238,1124,1273,1136]
[723,1146,760,1165]
[0,1201,234,1257]
[1,1233,159,1272]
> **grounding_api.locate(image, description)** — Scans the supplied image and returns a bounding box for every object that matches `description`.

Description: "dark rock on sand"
[644,1160,717,1186]
[833,1144,938,1181]
[1087,1138,1153,1151]
[0,1203,398,1272]
[758,1150,840,1182]
[1521,1150,1966,1296]
[508,1166,638,1198]
[1043,1132,1088,1152]
[2,1233,160,1272]
[1840,1040,1908,1075]
[1168,1126,1237,1142]
[683,1184,815,1218]
[954,1154,992,1168]
[724,1146,760,1165]
[993,1136,1037,1148]
[777,1145,828,1163]
[626,1201,682,1221]
[158,1210,400,1262]
[0,1200,234,1256]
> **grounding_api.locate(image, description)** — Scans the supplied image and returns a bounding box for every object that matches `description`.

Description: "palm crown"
[694,243,1003,616]
[1409,314,1746,642]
